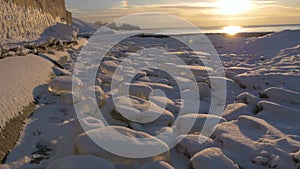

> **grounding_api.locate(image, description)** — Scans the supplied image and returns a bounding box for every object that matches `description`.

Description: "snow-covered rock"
[78,116,105,132]
[222,103,252,121]
[213,115,300,169]
[140,161,174,169]
[75,126,170,164]
[46,155,115,169]
[176,135,215,157]
[189,147,240,169]
[48,76,83,94]
[176,114,226,135]
[40,23,79,41]
[112,96,174,126]
[263,87,300,104]
[72,18,99,36]
[236,92,261,112]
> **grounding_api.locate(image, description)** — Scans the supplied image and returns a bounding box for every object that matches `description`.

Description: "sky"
[66,0,300,28]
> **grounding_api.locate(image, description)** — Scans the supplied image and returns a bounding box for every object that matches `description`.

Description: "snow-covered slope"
[72,18,100,36]
[243,30,300,59]
[0,54,54,129]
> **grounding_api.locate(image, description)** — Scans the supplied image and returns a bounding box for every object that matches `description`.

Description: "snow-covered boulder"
[100,61,119,76]
[222,103,252,121]
[46,155,115,169]
[149,96,179,116]
[81,85,106,107]
[213,115,300,169]
[52,67,71,76]
[112,96,174,126]
[236,92,261,112]
[78,116,105,132]
[176,135,215,157]
[140,161,174,169]
[48,76,83,94]
[189,147,240,169]
[257,100,300,115]
[72,18,99,36]
[118,82,153,99]
[197,82,211,98]
[75,126,170,164]
[176,114,226,135]
[40,23,79,41]
[262,87,300,105]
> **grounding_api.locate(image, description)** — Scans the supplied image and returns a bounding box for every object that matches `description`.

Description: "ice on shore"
[2,29,300,169]
[189,147,240,169]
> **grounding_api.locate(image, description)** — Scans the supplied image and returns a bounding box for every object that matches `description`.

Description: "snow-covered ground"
[1,29,300,169]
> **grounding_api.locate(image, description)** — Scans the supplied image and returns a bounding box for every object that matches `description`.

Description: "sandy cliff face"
[0,0,72,41]
[4,0,71,23]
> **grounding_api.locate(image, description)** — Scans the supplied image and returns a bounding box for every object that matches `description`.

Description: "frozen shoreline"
[1,29,300,169]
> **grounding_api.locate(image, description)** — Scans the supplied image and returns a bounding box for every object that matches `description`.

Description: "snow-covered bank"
[0,54,54,129]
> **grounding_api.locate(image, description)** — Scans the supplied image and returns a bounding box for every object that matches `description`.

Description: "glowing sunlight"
[223,26,242,35]
[217,0,252,15]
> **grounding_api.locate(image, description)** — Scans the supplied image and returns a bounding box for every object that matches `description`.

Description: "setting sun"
[217,0,252,15]
[223,26,242,35]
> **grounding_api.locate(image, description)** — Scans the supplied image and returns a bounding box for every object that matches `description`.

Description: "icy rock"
[294,150,300,163]
[76,98,99,118]
[209,76,239,92]
[78,116,105,132]
[252,156,269,166]
[140,127,178,147]
[75,126,170,164]
[48,76,83,94]
[140,161,174,169]
[46,155,115,169]
[150,96,179,115]
[222,103,252,121]
[100,61,119,75]
[52,67,71,76]
[177,65,214,78]
[197,82,211,98]
[176,135,215,157]
[41,23,79,41]
[143,68,171,79]
[189,147,240,169]
[176,114,226,135]
[60,92,81,104]
[257,100,300,115]
[169,76,194,90]
[178,99,211,114]
[112,96,174,126]
[213,115,300,169]
[263,87,300,104]
[236,92,261,112]
[119,82,153,99]
[81,86,106,107]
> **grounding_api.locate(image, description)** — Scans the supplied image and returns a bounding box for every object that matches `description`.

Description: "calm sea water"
[148,24,300,35]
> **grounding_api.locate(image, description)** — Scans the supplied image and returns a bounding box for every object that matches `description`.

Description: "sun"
[217,0,252,15]
[223,26,242,35]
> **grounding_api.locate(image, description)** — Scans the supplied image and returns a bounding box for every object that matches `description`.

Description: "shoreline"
[0,103,36,163]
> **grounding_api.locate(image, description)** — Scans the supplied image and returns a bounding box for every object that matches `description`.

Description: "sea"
[146,24,300,35]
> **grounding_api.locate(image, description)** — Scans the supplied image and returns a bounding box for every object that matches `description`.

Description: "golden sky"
[67,0,300,27]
